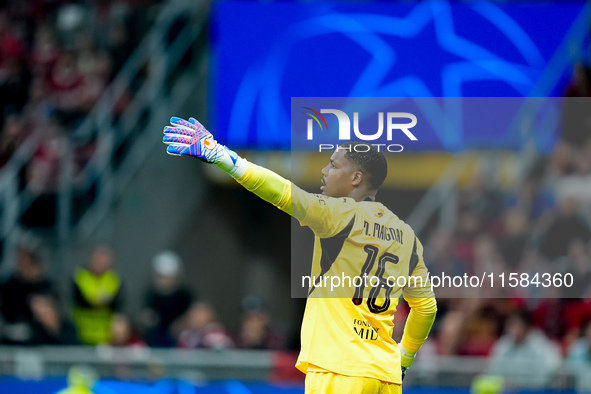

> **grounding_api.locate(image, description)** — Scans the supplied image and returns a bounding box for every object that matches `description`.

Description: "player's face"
[320,149,358,198]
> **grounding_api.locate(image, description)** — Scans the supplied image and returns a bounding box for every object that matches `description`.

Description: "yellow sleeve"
[235,161,297,216]
[235,161,356,237]
[401,237,437,353]
[401,297,437,353]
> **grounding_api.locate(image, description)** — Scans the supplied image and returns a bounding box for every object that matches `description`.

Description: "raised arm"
[162,116,308,220]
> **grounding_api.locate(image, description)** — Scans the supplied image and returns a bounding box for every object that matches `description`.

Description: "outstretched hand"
[162,117,220,162]
[162,116,246,177]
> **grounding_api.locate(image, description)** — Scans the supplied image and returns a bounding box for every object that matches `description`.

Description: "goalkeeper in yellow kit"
[162,117,437,393]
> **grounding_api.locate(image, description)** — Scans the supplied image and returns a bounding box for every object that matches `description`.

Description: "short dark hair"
[339,142,388,190]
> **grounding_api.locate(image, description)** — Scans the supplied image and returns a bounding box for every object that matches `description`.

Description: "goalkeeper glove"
[162,117,247,178]
[399,343,416,381]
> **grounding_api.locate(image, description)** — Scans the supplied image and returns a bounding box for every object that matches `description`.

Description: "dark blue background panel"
[210,1,589,150]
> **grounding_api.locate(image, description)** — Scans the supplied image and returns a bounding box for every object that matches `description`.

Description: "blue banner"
[210,1,589,150]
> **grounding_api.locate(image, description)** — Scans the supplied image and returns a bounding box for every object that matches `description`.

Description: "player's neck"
[348,188,377,202]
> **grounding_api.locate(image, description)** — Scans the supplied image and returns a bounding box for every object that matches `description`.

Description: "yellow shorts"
[305,371,402,394]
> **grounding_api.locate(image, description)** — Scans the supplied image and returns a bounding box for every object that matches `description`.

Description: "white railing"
[0,346,585,390]
[0,346,273,382]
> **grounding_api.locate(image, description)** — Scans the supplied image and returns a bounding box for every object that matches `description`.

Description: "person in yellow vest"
[72,246,123,345]
[55,366,98,394]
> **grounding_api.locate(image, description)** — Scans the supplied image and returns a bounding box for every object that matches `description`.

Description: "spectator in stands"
[425,229,467,279]
[473,235,506,280]
[235,296,284,350]
[567,320,591,368]
[29,24,60,78]
[566,320,591,392]
[0,113,28,168]
[561,239,591,297]
[0,11,25,73]
[72,245,123,346]
[562,63,591,147]
[54,3,86,48]
[499,209,529,270]
[435,299,498,357]
[141,250,193,347]
[458,304,499,357]
[110,314,144,347]
[25,117,65,192]
[0,56,32,121]
[454,211,480,271]
[29,294,78,345]
[510,173,555,222]
[107,22,133,76]
[458,174,504,234]
[176,302,234,350]
[539,198,590,261]
[107,314,146,380]
[531,288,569,341]
[47,49,84,127]
[554,152,591,208]
[0,11,28,126]
[564,62,591,98]
[436,308,463,356]
[488,310,561,388]
[563,291,591,350]
[75,31,112,113]
[0,245,57,345]
[22,77,54,127]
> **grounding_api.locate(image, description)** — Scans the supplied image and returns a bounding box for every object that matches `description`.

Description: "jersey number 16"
[352,245,399,314]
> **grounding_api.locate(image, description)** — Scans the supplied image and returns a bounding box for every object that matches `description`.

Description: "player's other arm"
[162,116,310,221]
[400,237,437,379]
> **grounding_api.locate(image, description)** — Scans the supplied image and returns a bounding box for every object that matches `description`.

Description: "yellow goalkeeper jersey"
[236,162,436,384]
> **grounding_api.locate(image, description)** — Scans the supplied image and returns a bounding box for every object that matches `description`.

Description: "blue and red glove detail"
[162,117,217,161]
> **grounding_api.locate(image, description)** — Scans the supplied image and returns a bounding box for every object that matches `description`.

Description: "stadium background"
[0,0,590,393]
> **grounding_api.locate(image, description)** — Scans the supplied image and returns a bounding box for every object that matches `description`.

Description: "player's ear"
[351,171,363,187]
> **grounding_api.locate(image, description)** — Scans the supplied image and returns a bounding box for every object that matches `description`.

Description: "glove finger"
[170,116,190,126]
[166,144,188,156]
[168,123,195,135]
[163,126,180,134]
[188,117,211,136]
[170,117,197,131]
[188,117,208,130]
[162,131,191,139]
[163,135,193,145]
[163,126,195,138]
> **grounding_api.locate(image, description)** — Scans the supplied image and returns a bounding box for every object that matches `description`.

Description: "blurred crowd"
[0,245,287,352]
[392,62,591,388]
[0,0,160,192]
